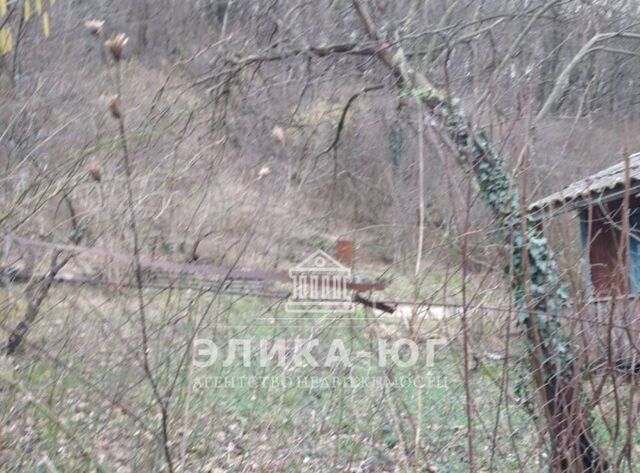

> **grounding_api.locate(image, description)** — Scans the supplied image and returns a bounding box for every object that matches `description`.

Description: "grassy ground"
[0,286,546,472]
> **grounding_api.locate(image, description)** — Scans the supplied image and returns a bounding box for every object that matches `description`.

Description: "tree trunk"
[6,250,71,355]
[351,1,607,471]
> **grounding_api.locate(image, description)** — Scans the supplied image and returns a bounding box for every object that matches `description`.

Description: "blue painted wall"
[629,208,640,293]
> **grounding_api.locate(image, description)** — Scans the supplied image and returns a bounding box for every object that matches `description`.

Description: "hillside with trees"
[2,1,640,472]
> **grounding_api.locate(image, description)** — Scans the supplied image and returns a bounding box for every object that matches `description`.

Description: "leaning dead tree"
[351,1,606,471]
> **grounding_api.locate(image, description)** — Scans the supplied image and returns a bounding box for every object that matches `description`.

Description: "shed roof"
[529,153,640,219]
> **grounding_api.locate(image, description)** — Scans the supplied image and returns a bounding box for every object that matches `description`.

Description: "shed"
[529,153,640,297]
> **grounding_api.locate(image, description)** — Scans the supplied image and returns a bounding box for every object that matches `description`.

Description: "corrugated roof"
[529,153,640,218]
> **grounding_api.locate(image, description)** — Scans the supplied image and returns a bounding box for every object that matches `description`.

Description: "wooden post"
[336,239,354,267]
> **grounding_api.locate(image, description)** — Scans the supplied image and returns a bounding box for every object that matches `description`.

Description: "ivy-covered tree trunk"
[352,1,607,471]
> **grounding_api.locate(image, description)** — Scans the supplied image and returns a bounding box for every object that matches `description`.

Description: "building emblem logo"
[286,250,354,313]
